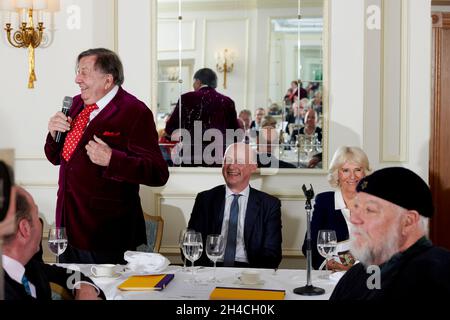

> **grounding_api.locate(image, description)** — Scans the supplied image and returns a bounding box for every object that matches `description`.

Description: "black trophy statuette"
[293,184,325,296]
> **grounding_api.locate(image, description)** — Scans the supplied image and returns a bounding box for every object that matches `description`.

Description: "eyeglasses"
[340,167,364,178]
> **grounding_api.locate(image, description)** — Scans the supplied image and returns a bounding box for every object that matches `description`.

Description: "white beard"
[350,220,402,267]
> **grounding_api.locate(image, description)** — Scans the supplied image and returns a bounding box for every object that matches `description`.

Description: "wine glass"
[182,231,203,282]
[205,234,224,282]
[178,228,192,272]
[317,230,337,277]
[48,227,68,264]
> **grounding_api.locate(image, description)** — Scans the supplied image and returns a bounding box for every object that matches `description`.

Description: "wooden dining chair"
[50,282,73,300]
[137,213,164,253]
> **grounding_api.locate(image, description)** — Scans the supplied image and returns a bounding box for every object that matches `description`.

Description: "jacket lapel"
[213,185,226,233]
[244,187,260,245]
[66,88,123,162]
[83,88,122,139]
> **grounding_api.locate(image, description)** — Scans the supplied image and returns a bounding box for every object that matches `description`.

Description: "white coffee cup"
[240,270,261,285]
[91,264,116,277]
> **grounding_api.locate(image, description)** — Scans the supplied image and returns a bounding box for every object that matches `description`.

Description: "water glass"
[48,227,68,264]
[317,229,337,275]
[182,231,203,281]
[205,234,224,282]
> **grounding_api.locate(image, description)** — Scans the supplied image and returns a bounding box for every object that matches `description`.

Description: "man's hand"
[85,135,112,166]
[307,156,320,168]
[326,259,353,272]
[48,111,72,140]
[74,283,102,300]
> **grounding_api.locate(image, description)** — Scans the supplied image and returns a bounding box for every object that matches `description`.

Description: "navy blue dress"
[301,191,350,269]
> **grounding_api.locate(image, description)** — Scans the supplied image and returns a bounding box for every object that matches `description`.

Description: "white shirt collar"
[2,255,26,285]
[225,184,250,198]
[334,189,347,210]
[95,85,119,109]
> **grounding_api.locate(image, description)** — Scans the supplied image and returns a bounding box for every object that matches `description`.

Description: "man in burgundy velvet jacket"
[45,48,169,264]
[165,68,240,166]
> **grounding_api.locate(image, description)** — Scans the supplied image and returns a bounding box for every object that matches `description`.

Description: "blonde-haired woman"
[301,146,370,270]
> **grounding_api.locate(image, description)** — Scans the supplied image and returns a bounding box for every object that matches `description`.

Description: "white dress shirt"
[89,85,119,123]
[219,185,250,263]
[2,255,37,298]
[334,189,352,234]
[2,255,100,299]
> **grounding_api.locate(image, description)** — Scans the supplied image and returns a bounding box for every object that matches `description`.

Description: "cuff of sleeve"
[72,281,101,296]
[104,148,128,181]
[46,132,57,145]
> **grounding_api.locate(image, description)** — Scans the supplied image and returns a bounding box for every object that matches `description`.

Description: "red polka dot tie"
[62,104,99,162]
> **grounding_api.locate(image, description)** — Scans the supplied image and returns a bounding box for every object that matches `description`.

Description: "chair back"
[137,214,164,253]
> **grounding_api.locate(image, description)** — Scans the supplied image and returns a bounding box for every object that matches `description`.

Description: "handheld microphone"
[55,96,73,143]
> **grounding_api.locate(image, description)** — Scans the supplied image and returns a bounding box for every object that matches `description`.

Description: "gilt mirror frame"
[152,0,330,174]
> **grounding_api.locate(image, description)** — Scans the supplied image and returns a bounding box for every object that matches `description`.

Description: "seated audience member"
[238,109,252,131]
[250,108,266,131]
[310,91,322,114]
[158,128,175,166]
[302,146,370,270]
[285,96,305,133]
[257,118,296,169]
[2,186,104,300]
[187,142,282,269]
[291,109,323,168]
[268,103,282,116]
[330,167,450,300]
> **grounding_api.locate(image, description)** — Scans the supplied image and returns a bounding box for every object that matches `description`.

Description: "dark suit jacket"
[301,191,350,269]
[188,185,282,269]
[4,259,104,300]
[164,87,240,166]
[44,87,169,252]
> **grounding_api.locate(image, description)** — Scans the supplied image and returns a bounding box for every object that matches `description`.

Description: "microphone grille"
[62,96,73,109]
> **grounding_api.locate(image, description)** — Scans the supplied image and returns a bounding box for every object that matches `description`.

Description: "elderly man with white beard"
[330,167,450,300]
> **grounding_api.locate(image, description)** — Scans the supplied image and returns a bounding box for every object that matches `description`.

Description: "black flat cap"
[356,167,433,217]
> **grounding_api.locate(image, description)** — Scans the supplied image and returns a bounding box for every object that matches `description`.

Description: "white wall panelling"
[380,0,409,162]
[204,18,249,109]
[158,19,196,52]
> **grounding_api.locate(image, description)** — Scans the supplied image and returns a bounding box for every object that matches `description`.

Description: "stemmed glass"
[317,230,337,278]
[178,228,192,272]
[48,227,68,264]
[182,231,203,282]
[205,234,224,283]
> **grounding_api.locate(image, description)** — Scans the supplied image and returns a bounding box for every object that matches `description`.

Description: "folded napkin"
[123,251,170,275]
[328,271,346,283]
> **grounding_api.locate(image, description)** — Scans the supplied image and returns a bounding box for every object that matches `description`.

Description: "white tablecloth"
[60,264,338,300]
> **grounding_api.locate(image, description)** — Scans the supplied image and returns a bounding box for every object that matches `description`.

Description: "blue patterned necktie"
[21,274,32,296]
[223,194,241,267]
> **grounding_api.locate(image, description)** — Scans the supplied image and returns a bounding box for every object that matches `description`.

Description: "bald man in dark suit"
[187,143,282,269]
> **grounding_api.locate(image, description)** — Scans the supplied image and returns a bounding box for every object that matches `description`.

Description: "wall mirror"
[155,0,328,170]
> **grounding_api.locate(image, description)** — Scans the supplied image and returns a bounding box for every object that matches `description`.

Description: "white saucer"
[91,272,121,279]
[233,279,265,286]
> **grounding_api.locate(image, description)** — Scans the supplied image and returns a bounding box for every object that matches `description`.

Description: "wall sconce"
[2,0,48,89]
[215,49,235,89]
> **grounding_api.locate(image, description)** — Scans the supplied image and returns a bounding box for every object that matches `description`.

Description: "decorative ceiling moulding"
[157,0,320,12]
